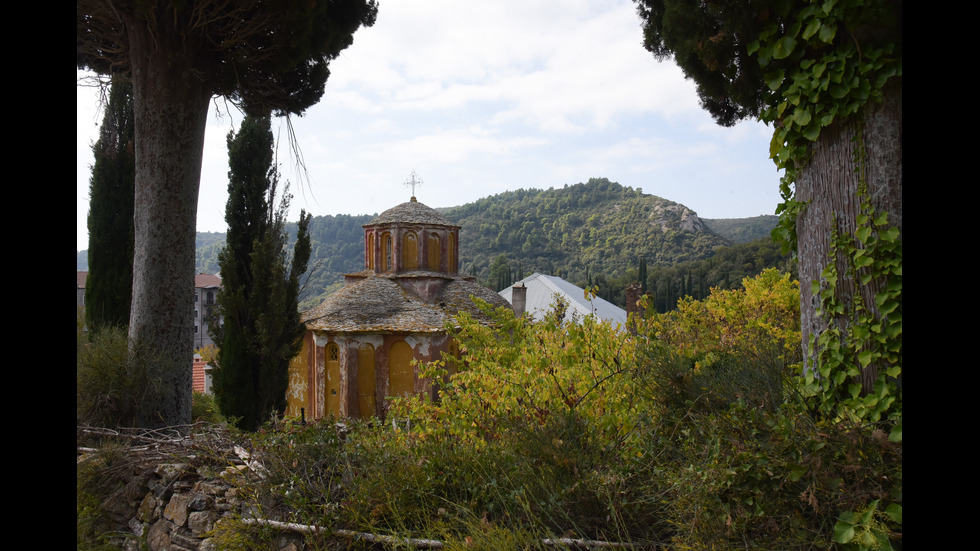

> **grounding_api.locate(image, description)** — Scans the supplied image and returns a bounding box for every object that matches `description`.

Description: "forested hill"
[702,215,779,244]
[445,177,730,289]
[77,178,783,309]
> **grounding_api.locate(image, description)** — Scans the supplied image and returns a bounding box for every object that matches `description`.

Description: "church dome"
[368,197,457,227]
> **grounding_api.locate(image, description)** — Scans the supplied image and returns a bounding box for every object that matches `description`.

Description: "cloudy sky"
[76,0,783,252]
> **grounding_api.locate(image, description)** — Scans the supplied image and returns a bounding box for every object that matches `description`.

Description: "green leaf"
[765,69,785,91]
[773,36,797,60]
[818,22,837,43]
[834,519,855,543]
[794,108,812,126]
[802,123,821,141]
[828,83,850,98]
[803,20,822,40]
[888,424,902,442]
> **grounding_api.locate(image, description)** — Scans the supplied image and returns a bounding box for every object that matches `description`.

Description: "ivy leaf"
[765,69,785,91]
[801,123,821,141]
[803,20,822,41]
[888,424,902,442]
[772,36,797,60]
[855,225,871,244]
[811,61,827,78]
[818,22,837,43]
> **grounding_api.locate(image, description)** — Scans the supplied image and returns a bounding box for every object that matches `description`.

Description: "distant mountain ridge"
[703,215,779,243]
[77,178,780,308]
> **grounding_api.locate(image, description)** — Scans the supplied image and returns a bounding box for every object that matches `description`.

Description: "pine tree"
[86,81,135,333]
[211,115,312,431]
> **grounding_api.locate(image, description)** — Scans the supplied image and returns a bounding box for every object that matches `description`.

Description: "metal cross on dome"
[404,171,423,198]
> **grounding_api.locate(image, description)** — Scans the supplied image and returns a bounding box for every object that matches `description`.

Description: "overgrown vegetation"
[199,268,899,549]
[76,326,168,428]
[77,245,899,551]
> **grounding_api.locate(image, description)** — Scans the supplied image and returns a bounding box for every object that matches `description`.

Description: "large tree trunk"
[127,16,212,428]
[796,79,902,392]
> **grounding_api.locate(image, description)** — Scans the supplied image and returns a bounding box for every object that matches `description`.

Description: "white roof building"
[499,273,627,327]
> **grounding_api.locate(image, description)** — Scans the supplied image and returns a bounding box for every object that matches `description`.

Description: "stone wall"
[78,445,304,551]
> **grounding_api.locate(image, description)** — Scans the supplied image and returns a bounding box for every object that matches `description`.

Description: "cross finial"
[404,171,423,200]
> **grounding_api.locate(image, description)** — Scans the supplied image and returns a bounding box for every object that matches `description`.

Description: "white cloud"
[77,0,782,251]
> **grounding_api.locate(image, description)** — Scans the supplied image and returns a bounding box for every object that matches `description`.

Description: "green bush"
[645,381,902,549]
[246,418,350,524]
[206,285,899,549]
[191,391,230,425]
[337,405,670,546]
[76,326,169,428]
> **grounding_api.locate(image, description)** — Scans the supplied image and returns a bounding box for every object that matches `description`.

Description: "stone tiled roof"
[304,276,448,333]
[367,198,457,227]
[436,279,511,320]
[303,274,509,333]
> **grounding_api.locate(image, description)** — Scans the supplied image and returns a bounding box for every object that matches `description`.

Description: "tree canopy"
[77,1,378,116]
[632,0,902,426]
[77,0,377,428]
[634,0,901,127]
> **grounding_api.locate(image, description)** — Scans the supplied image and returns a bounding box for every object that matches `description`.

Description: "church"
[286,194,512,420]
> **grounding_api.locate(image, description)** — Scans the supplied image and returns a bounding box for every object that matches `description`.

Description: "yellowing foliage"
[646,268,801,370]
[392,298,654,455]
[390,269,799,459]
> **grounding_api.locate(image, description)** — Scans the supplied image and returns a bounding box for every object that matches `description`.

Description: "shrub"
[76,326,170,428]
[191,391,230,425]
[246,418,350,524]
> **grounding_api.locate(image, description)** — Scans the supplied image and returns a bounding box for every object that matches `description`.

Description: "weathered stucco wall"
[287,331,453,421]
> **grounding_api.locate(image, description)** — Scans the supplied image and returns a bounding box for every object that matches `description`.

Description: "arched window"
[326,343,341,418]
[382,232,393,272]
[427,232,441,271]
[367,232,375,271]
[447,233,457,274]
[403,231,419,270]
[389,341,414,398]
[357,343,376,418]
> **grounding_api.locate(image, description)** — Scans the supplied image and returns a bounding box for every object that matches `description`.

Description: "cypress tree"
[211,115,312,431]
[86,81,135,333]
[638,257,647,294]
